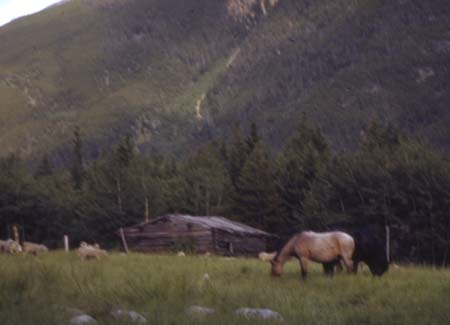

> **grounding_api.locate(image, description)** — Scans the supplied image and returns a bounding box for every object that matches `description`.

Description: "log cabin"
[119,214,275,256]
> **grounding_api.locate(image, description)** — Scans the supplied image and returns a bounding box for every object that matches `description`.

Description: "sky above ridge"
[0,0,62,27]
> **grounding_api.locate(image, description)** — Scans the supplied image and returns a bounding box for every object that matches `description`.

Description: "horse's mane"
[273,233,301,262]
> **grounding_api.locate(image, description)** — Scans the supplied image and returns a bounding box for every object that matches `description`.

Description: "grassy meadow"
[0,252,449,324]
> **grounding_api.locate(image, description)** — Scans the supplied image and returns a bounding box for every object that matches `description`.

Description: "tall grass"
[0,252,449,324]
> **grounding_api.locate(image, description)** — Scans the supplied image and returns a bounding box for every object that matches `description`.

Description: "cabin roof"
[124,214,274,237]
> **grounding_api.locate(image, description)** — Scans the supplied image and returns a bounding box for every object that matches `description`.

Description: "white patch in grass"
[195,93,206,120]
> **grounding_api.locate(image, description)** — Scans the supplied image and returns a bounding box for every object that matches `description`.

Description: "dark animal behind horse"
[352,225,389,276]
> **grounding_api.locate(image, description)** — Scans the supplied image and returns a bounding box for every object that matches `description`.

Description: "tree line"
[0,118,449,266]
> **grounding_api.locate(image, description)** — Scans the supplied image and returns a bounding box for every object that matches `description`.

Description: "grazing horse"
[271,231,355,278]
[352,226,389,276]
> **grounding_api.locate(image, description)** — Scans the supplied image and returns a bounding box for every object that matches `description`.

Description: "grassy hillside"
[204,0,450,150]
[0,0,449,161]
[0,252,449,324]
[0,0,247,161]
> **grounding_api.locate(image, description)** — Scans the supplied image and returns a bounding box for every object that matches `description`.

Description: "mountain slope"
[0,0,449,161]
[204,0,450,150]
[0,0,251,160]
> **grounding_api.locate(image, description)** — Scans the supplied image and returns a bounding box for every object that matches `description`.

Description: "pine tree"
[71,127,84,190]
[228,125,249,187]
[362,119,400,153]
[35,155,53,177]
[182,142,232,216]
[276,117,330,231]
[111,134,136,213]
[233,142,281,230]
[246,122,260,153]
[116,134,135,168]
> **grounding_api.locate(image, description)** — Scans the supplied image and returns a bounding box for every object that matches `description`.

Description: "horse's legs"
[341,255,354,273]
[299,257,308,279]
[335,258,343,273]
[322,262,335,277]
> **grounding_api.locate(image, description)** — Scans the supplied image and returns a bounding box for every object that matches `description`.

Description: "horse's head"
[367,255,389,276]
[353,226,389,276]
[270,258,283,277]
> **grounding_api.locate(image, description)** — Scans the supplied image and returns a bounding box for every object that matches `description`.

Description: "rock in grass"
[111,309,147,323]
[70,314,98,324]
[186,305,216,316]
[235,308,283,321]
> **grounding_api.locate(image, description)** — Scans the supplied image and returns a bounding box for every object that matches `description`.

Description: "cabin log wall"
[213,230,267,256]
[123,221,214,253]
[121,215,272,256]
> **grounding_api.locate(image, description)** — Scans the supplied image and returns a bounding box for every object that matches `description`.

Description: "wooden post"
[13,225,20,243]
[144,197,149,223]
[385,225,390,263]
[116,178,122,213]
[120,228,129,254]
[64,235,69,253]
[212,230,218,253]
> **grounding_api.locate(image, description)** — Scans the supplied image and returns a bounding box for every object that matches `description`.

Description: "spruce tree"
[233,142,281,230]
[276,117,330,231]
[182,142,232,216]
[71,126,84,190]
[116,134,135,168]
[111,134,136,213]
[35,155,53,177]
[362,119,400,153]
[228,125,249,187]
[246,122,260,153]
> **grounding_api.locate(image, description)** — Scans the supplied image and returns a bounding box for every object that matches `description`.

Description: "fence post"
[144,197,149,223]
[64,235,69,253]
[120,228,129,254]
[13,225,19,242]
[385,225,390,263]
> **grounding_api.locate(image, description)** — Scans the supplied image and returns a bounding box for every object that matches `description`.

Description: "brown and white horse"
[271,231,355,278]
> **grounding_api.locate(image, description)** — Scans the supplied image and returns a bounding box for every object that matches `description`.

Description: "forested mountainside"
[0,0,449,162]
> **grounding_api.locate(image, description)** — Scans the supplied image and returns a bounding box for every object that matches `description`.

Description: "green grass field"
[0,252,449,324]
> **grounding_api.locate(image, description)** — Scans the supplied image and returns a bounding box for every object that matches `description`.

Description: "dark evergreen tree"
[35,154,53,177]
[276,117,330,232]
[110,134,136,212]
[181,142,232,216]
[116,134,135,168]
[246,122,260,153]
[219,140,228,163]
[228,124,249,187]
[71,126,84,190]
[233,142,281,230]
[362,119,400,153]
